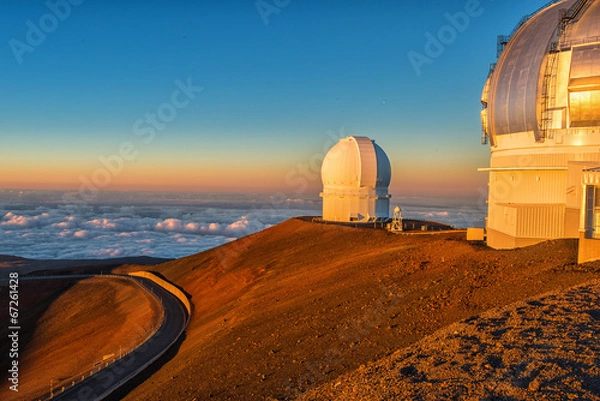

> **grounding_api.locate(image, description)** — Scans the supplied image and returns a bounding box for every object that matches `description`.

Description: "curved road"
[31,275,188,401]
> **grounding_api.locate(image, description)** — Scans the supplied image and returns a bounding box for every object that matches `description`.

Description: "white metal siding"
[353,137,377,188]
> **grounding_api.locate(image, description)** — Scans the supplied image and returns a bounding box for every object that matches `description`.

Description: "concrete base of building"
[486,227,553,250]
[578,232,600,264]
[565,208,582,238]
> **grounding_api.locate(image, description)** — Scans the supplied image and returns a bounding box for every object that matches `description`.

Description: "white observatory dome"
[482,0,600,147]
[480,0,600,249]
[320,136,391,222]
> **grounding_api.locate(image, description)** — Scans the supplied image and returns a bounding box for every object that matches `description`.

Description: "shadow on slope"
[0,279,78,384]
[114,218,600,401]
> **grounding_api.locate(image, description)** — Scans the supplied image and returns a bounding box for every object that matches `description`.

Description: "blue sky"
[0,0,555,197]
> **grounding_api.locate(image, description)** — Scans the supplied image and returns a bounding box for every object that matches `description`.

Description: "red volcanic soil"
[0,277,162,401]
[301,279,600,400]
[112,218,600,400]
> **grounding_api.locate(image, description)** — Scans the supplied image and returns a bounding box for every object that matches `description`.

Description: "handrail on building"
[496,0,564,58]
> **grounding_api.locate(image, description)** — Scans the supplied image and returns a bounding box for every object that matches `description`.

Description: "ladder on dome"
[561,0,592,28]
[540,0,592,141]
[540,51,560,141]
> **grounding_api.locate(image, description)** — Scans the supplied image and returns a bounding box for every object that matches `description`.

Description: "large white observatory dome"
[481,0,600,251]
[320,136,391,222]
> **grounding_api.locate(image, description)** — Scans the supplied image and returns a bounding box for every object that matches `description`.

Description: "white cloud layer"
[0,191,485,260]
[0,191,322,260]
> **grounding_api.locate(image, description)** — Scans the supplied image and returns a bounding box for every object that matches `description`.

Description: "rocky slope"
[301,280,600,400]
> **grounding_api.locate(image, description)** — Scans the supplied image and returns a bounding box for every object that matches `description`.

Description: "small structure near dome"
[389,206,403,232]
[320,136,391,223]
[579,168,600,263]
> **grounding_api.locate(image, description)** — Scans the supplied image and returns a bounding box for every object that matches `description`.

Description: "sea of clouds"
[0,190,322,260]
[0,190,485,260]
[398,196,487,230]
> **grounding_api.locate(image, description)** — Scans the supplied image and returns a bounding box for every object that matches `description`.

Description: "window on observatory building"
[584,186,600,239]
[570,91,600,127]
[569,45,600,127]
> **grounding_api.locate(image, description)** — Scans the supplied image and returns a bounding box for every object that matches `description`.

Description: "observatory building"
[321,136,391,222]
[481,0,600,262]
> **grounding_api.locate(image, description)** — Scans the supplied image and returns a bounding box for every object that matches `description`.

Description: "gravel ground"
[300,280,600,401]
